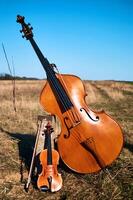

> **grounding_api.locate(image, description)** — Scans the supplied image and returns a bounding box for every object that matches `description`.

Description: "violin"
[17,15,124,173]
[37,122,62,192]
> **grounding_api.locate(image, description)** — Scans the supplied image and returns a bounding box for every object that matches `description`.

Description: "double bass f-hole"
[80,108,99,122]
[63,116,72,138]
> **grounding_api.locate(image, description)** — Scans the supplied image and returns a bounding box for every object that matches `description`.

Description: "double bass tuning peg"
[28,23,33,30]
[27,23,33,31]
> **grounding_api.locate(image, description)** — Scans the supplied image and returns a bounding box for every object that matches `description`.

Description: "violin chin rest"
[40,185,49,192]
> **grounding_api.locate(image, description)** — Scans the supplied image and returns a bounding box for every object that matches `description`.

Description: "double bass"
[17,15,123,173]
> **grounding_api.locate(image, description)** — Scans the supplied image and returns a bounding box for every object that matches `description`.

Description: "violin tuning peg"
[30,27,33,30]
[22,35,25,38]
[28,23,31,26]
[20,30,23,33]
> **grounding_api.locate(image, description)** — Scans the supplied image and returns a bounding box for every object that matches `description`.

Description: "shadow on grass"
[0,127,35,168]
[0,127,38,186]
[0,127,72,190]
[124,142,133,153]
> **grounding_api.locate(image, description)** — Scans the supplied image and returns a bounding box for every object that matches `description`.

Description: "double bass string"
[47,70,81,126]
[45,65,79,125]
[42,67,82,143]
[47,71,83,143]
[29,37,75,124]
[54,66,81,123]
[16,15,80,134]
[21,23,78,128]
[30,33,82,143]
[47,69,82,137]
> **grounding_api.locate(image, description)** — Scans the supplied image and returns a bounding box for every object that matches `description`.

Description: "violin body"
[37,148,62,192]
[40,74,123,173]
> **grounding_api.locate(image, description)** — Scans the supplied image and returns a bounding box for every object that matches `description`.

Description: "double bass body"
[40,74,123,173]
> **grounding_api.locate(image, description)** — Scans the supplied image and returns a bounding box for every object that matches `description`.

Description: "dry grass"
[97,86,124,101]
[90,81,125,102]
[84,81,104,104]
[110,81,133,92]
[0,80,133,200]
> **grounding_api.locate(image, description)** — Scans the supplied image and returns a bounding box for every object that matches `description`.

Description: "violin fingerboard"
[35,115,60,156]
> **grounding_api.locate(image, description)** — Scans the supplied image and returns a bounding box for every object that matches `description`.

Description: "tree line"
[0,73,39,80]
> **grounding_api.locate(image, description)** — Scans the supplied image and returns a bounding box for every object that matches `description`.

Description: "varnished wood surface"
[40,74,124,173]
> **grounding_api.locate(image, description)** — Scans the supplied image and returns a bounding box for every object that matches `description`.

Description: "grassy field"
[0,79,133,200]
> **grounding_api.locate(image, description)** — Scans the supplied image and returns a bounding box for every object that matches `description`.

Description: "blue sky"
[0,0,132,81]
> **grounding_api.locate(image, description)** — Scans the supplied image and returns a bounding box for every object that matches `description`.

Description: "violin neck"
[47,132,52,165]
